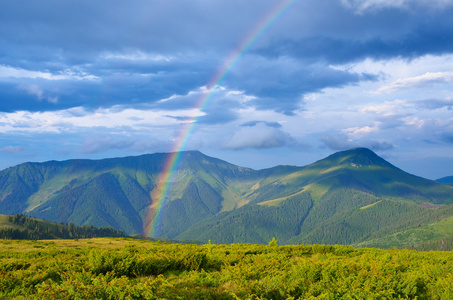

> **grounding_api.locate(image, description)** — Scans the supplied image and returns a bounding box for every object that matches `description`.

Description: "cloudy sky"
[1,0,453,179]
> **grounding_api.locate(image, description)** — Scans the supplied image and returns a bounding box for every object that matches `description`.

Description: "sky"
[0,0,453,180]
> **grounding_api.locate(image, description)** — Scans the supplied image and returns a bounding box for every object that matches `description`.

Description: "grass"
[25,174,74,212]
[258,188,306,207]
[0,215,22,230]
[301,183,329,202]
[1,238,453,299]
[360,200,383,210]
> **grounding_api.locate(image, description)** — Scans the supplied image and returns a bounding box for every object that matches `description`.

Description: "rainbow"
[143,0,300,237]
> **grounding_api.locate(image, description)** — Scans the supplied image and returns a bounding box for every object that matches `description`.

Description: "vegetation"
[355,215,453,251]
[1,148,453,247]
[0,214,125,240]
[437,176,453,185]
[1,238,453,299]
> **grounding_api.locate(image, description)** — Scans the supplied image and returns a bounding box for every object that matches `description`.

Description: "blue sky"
[1,0,453,179]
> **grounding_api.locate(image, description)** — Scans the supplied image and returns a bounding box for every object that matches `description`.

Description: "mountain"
[1,148,453,248]
[177,148,453,246]
[0,151,260,236]
[437,176,453,185]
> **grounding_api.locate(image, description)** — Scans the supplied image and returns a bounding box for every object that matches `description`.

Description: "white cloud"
[18,84,59,103]
[0,106,202,134]
[22,85,44,99]
[0,65,99,81]
[361,99,409,115]
[402,116,425,128]
[100,51,172,62]
[375,72,453,94]
[343,125,378,137]
[341,0,453,13]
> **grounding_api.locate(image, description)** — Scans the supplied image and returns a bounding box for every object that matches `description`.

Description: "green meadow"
[1,238,453,299]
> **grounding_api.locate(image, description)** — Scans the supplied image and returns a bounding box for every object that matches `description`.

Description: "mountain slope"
[0,151,266,236]
[1,148,453,247]
[0,213,125,239]
[178,148,453,245]
[437,176,453,185]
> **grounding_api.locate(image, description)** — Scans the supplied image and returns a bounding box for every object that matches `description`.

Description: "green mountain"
[437,176,453,185]
[0,151,260,237]
[177,148,453,246]
[1,148,453,248]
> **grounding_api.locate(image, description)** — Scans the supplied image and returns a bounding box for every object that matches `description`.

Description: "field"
[1,238,453,299]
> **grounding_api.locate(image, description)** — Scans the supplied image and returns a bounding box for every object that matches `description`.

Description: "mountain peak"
[321,148,394,169]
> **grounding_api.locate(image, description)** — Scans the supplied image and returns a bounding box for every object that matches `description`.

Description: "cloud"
[375,72,453,94]
[100,51,173,62]
[0,65,98,81]
[320,132,394,151]
[341,0,453,13]
[1,0,452,116]
[80,136,136,154]
[441,132,453,144]
[223,123,294,150]
[241,121,282,128]
[0,0,453,177]
[18,84,58,104]
[0,145,26,153]
[0,106,185,135]
[415,98,453,110]
[228,55,375,115]
[343,125,378,137]
[80,134,175,154]
[361,100,409,116]
[153,86,250,124]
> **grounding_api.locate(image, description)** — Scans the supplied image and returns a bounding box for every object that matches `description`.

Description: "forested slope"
[1,148,453,248]
[0,213,125,240]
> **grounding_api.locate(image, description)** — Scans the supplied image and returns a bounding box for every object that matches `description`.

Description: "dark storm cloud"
[258,24,453,64]
[258,1,453,63]
[1,0,453,117]
[227,55,376,115]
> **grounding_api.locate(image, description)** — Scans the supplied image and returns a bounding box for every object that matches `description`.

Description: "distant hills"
[1,148,453,249]
[437,176,453,185]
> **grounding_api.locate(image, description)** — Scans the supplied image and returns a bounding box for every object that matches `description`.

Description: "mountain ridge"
[437,176,453,185]
[1,148,453,248]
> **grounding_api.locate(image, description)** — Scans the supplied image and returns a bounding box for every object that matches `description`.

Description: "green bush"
[1,238,453,299]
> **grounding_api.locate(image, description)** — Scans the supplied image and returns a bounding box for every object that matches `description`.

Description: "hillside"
[177,148,453,246]
[437,176,453,185]
[0,213,125,239]
[1,148,453,248]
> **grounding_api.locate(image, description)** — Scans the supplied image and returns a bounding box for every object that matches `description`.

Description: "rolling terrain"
[1,148,453,248]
